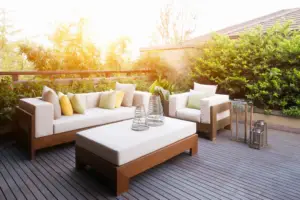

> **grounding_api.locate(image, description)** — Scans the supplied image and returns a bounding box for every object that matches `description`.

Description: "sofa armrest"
[200,94,230,124]
[19,98,54,138]
[133,91,151,112]
[169,92,190,117]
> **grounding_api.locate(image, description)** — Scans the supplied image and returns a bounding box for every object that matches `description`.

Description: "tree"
[50,18,102,71]
[152,2,197,45]
[105,36,131,70]
[0,8,32,71]
[21,19,102,72]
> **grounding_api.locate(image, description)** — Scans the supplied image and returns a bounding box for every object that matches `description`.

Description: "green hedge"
[0,77,152,123]
[190,22,300,116]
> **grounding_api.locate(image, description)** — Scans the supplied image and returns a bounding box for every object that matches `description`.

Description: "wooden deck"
[1,128,300,200]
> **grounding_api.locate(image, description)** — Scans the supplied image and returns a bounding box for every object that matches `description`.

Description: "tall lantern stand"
[230,100,254,143]
[249,120,268,149]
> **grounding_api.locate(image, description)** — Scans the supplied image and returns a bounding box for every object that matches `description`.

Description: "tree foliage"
[105,36,131,70]
[191,22,300,112]
[20,19,102,71]
[0,9,33,71]
[152,2,197,45]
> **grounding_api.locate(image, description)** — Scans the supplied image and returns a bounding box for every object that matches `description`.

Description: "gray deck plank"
[0,156,26,200]
[11,147,68,200]
[4,148,56,200]
[43,150,112,200]
[0,187,6,200]
[1,128,300,200]
[0,150,46,200]
[0,171,15,200]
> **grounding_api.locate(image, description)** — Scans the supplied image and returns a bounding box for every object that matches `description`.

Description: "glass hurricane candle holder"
[147,95,164,126]
[131,105,149,131]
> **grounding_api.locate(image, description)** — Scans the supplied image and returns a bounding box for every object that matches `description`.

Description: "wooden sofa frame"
[75,134,198,195]
[15,106,124,160]
[197,101,232,141]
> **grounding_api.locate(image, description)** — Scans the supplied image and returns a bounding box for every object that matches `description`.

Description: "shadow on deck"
[1,128,300,200]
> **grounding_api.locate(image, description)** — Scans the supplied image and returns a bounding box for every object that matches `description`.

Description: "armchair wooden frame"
[196,101,232,141]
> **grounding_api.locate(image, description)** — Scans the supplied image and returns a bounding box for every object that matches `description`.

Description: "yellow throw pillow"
[59,95,73,116]
[115,91,125,108]
[99,91,117,109]
[67,93,85,114]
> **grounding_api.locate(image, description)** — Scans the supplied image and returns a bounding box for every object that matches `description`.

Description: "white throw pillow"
[115,82,136,107]
[193,83,217,96]
[42,86,61,119]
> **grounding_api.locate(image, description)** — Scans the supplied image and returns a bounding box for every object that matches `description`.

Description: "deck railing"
[0,69,154,83]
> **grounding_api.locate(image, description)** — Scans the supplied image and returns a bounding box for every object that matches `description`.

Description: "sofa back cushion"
[116,82,136,107]
[85,92,101,108]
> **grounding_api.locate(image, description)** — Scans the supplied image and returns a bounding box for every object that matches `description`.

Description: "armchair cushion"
[187,90,210,110]
[169,92,189,117]
[176,108,201,123]
[200,94,230,124]
[193,83,217,96]
[19,98,54,138]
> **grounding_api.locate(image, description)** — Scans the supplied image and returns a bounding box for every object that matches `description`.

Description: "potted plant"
[149,77,174,117]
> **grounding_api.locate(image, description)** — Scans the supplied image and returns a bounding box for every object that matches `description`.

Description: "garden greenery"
[0,77,152,123]
[190,22,300,116]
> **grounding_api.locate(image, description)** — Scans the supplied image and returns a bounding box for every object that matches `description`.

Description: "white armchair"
[169,84,231,141]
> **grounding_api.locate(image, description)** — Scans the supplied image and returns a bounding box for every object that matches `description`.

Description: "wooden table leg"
[245,104,248,143]
[236,110,238,141]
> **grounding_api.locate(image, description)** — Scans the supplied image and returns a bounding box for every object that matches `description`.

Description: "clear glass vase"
[132,105,149,131]
[147,95,164,126]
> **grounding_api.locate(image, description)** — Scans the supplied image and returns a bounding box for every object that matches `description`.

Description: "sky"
[1,0,300,52]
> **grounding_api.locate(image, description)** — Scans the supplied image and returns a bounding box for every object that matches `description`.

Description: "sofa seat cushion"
[176,108,201,123]
[53,107,135,134]
[76,117,196,166]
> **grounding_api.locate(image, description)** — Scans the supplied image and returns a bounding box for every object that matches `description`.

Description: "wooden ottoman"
[75,117,198,195]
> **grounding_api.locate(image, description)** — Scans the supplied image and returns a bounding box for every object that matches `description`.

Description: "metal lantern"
[132,105,149,131]
[249,120,268,149]
[147,95,164,126]
[231,99,254,143]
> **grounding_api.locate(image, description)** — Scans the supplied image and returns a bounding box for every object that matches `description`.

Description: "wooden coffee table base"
[75,134,198,195]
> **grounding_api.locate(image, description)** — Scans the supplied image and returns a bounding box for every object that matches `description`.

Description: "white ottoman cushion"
[76,117,196,166]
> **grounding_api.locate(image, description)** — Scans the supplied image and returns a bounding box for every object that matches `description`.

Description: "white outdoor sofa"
[16,91,151,159]
[169,87,232,141]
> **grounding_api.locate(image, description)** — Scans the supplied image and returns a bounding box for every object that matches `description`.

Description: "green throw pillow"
[187,92,208,110]
[67,93,85,114]
[99,91,117,109]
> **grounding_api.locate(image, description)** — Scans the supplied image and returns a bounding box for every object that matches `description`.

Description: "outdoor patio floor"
[1,128,300,200]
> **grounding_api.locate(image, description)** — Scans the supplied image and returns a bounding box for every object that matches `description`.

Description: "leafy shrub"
[0,77,18,123]
[283,107,300,118]
[134,52,176,81]
[190,21,300,112]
